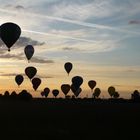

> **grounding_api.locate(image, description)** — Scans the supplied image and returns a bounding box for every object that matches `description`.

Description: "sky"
[0,0,140,98]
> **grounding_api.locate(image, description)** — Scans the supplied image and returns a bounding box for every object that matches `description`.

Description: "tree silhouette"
[131,90,140,101]
[18,90,32,101]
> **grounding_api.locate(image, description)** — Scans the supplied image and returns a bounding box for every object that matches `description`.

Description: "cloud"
[0,73,23,77]
[129,20,140,24]
[15,5,25,10]
[0,36,45,48]
[30,57,54,64]
[113,84,140,89]
[0,53,23,60]
[0,73,53,79]
[36,75,53,79]
[4,4,25,10]
[15,36,45,47]
[0,53,54,64]
[62,47,78,51]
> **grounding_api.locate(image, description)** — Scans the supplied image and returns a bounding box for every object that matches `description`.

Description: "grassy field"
[0,98,139,139]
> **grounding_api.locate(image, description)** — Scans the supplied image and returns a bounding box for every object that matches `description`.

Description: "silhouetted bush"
[3,91,10,99]
[10,91,18,99]
[18,90,32,101]
[131,90,140,102]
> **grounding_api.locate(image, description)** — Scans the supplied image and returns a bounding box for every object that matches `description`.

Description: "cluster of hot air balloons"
[0,22,41,91]
[108,86,119,98]
[0,22,102,98]
[0,22,35,61]
[15,66,42,91]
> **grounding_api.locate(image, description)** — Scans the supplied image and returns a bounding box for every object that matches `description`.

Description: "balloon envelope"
[61,84,71,95]
[15,75,24,86]
[44,87,50,97]
[88,80,96,90]
[71,84,82,97]
[24,45,34,62]
[25,66,37,80]
[0,22,21,51]
[32,78,41,91]
[41,91,45,97]
[73,87,82,97]
[93,88,101,98]
[108,86,115,97]
[52,89,59,97]
[72,76,83,89]
[64,62,73,75]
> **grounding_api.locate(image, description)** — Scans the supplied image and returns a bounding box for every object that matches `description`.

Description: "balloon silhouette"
[32,77,41,91]
[24,45,34,62]
[108,86,115,97]
[88,80,96,91]
[15,75,24,87]
[25,66,37,80]
[93,88,101,98]
[44,87,50,97]
[71,84,82,97]
[64,62,73,75]
[71,86,82,97]
[71,84,78,93]
[52,89,59,98]
[61,84,71,96]
[113,91,120,98]
[41,91,45,97]
[72,76,83,90]
[0,22,21,51]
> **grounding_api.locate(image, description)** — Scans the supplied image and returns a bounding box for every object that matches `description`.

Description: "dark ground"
[0,98,140,139]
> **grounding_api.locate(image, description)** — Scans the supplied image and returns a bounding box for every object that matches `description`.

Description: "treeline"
[0,89,140,103]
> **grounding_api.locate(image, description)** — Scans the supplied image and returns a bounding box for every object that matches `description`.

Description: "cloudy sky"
[0,0,140,98]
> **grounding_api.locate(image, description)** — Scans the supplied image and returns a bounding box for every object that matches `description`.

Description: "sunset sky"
[0,0,140,98]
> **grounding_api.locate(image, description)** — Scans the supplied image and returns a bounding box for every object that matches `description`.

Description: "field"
[0,98,140,139]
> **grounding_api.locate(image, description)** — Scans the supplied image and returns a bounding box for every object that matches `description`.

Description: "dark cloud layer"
[0,36,45,48]
[5,4,25,10]
[1,73,53,79]
[31,57,54,64]
[62,47,79,51]
[129,20,140,24]
[0,35,51,64]
[0,53,54,64]
[16,37,45,47]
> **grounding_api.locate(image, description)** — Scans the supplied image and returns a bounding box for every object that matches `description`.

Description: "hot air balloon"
[71,84,82,97]
[41,91,45,97]
[71,85,82,97]
[108,86,115,98]
[24,45,34,62]
[44,87,50,97]
[32,77,41,91]
[64,62,73,75]
[52,89,59,98]
[61,84,71,96]
[93,88,101,98]
[0,22,21,51]
[72,76,83,90]
[88,80,96,91]
[25,66,37,80]
[15,75,24,87]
